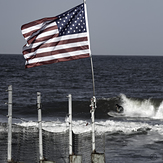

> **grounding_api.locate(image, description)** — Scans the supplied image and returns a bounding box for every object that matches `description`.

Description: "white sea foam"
[120,94,163,119]
[16,118,163,136]
[16,94,163,135]
[153,101,163,119]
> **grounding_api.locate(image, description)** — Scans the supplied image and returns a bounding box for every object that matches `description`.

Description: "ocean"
[1,54,163,162]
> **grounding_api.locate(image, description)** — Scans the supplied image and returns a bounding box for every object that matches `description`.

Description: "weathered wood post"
[68,94,73,155]
[68,94,82,163]
[38,92,56,163]
[7,85,12,163]
[37,92,43,163]
[90,96,96,153]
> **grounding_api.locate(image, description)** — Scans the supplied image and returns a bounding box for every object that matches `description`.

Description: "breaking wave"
[120,94,163,119]
[16,118,163,136]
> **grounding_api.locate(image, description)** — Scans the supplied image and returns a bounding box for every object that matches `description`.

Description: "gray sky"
[0,0,163,55]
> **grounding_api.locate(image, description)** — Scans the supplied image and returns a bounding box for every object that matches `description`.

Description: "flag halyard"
[21,3,90,68]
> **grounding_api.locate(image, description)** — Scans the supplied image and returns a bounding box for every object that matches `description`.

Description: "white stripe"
[25,28,58,41]
[24,22,58,41]
[37,29,58,39]
[45,21,57,29]
[22,20,56,35]
[23,32,88,51]
[22,23,44,35]
[25,29,58,41]
[26,49,90,65]
[24,41,89,59]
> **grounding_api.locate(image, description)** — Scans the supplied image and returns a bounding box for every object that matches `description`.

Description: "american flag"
[21,3,90,68]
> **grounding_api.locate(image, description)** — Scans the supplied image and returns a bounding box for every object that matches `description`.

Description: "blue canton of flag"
[57,4,87,36]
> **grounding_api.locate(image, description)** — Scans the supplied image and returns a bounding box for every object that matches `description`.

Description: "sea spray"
[120,94,155,118]
[154,101,163,119]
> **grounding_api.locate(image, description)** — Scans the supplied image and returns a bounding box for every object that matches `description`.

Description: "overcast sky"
[0,0,163,55]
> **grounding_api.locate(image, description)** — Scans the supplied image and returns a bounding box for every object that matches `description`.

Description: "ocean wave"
[15,118,163,136]
[1,93,163,121]
[120,94,163,119]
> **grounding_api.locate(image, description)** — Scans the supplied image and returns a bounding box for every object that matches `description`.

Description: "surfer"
[116,104,124,113]
[107,104,124,117]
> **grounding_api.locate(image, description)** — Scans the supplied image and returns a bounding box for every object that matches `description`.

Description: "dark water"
[1,55,163,117]
[1,54,163,162]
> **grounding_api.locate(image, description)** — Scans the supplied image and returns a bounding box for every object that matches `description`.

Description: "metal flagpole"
[83,0,95,96]
[83,0,97,153]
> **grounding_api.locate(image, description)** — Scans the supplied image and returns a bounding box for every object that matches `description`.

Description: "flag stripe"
[23,24,58,41]
[25,41,89,56]
[23,33,88,51]
[22,23,44,35]
[21,16,57,32]
[27,33,59,46]
[24,41,89,59]
[26,27,58,45]
[26,49,90,65]
[25,54,89,68]
[23,37,88,55]
[25,45,89,60]
[26,30,58,45]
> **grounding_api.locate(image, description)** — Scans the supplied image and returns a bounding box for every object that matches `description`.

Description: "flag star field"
[56,4,87,36]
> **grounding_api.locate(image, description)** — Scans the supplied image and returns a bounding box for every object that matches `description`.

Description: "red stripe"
[26,26,58,45]
[23,37,88,54]
[27,33,59,45]
[25,54,90,68]
[23,25,58,41]
[24,45,89,60]
[21,16,57,30]
[29,33,59,44]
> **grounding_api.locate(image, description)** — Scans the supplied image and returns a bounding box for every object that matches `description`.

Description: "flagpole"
[83,0,96,153]
[83,0,95,97]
